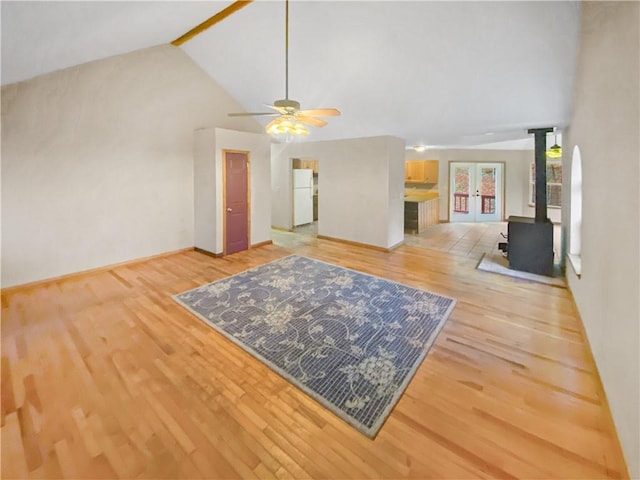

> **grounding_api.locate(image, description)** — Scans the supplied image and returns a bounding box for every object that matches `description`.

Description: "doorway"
[224,150,250,254]
[449,162,504,222]
[291,158,318,235]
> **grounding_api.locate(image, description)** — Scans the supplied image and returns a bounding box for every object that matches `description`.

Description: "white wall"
[271,136,405,249]
[194,128,217,253]
[563,2,639,477]
[1,45,262,287]
[386,137,406,248]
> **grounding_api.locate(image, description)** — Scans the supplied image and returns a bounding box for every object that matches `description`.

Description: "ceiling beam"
[171,1,254,47]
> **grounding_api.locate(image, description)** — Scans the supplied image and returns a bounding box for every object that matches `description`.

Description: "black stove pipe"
[527,127,554,222]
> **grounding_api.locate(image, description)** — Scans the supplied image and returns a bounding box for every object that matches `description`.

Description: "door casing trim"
[447,161,506,222]
[222,149,251,256]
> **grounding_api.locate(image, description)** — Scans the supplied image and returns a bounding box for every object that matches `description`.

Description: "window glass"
[530,160,562,208]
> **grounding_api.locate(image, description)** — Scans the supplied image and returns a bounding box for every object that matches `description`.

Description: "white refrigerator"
[293,169,314,226]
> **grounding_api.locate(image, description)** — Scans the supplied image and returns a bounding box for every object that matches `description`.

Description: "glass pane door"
[450,162,503,222]
[476,164,501,222]
[450,164,473,222]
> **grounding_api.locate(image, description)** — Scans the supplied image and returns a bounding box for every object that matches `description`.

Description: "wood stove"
[505,127,555,277]
[507,216,554,276]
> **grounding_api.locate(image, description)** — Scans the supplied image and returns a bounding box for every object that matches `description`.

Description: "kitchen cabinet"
[405,160,438,184]
[404,194,440,233]
[293,158,318,173]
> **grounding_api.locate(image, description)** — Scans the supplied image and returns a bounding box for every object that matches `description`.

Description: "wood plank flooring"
[1,236,629,478]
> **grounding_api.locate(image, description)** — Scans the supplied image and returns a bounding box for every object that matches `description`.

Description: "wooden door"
[224,151,249,254]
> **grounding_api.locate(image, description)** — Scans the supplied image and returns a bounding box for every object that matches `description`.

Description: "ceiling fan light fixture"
[266,115,309,140]
[293,124,309,136]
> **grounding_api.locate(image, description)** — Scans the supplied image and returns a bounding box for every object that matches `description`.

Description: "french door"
[449,162,503,222]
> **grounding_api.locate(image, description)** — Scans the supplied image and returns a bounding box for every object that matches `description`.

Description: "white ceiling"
[1,1,581,147]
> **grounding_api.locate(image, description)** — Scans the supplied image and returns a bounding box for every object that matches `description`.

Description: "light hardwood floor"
[402,221,562,263]
[1,236,628,479]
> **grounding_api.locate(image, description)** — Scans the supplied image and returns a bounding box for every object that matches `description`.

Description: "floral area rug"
[173,255,456,437]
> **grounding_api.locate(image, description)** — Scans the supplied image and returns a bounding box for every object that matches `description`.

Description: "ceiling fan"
[228,0,340,136]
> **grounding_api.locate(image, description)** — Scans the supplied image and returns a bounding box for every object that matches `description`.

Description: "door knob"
[227,208,232,212]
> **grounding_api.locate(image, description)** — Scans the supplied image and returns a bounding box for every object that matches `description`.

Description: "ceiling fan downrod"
[285,0,289,100]
[226,0,339,132]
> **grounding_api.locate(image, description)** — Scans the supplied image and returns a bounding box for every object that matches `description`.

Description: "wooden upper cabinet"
[424,160,438,183]
[405,161,424,182]
[405,160,438,183]
[293,158,318,173]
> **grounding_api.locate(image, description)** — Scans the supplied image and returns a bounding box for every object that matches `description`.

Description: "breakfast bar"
[404,192,440,234]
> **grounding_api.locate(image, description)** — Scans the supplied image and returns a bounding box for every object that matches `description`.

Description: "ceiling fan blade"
[297,108,341,117]
[228,112,280,117]
[264,104,289,114]
[296,116,327,127]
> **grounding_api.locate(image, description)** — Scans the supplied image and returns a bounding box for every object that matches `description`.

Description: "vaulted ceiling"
[1,1,581,147]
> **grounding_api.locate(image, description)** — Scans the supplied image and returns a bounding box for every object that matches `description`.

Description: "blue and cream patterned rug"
[173,255,456,437]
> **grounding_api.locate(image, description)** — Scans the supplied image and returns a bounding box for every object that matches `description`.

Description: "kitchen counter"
[404,191,439,203]
[404,192,440,233]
